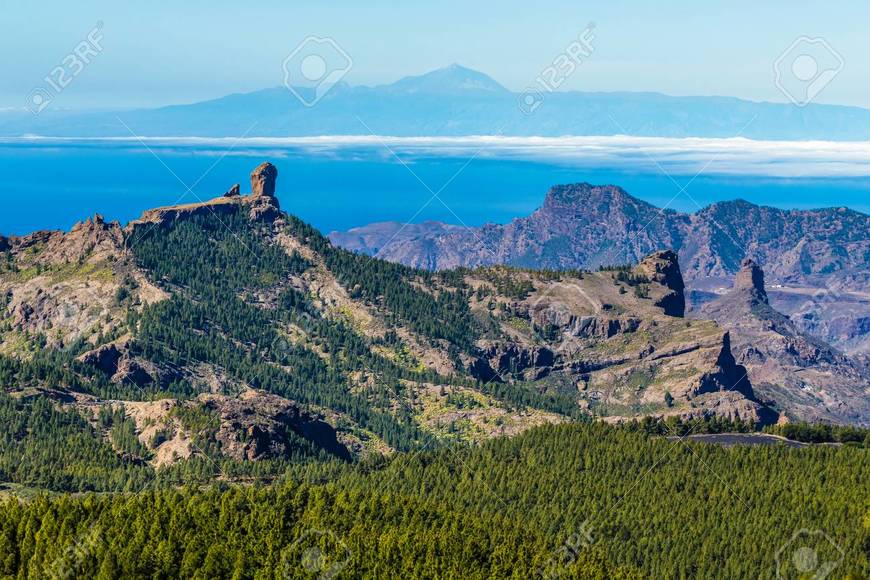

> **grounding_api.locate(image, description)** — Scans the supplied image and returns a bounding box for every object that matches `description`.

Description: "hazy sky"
[1,0,867,109]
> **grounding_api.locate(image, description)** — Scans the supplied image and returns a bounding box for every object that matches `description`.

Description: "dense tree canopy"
[0,422,866,578]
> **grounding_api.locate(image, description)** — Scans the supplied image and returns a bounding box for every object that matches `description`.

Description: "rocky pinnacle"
[733,258,768,304]
[251,162,278,198]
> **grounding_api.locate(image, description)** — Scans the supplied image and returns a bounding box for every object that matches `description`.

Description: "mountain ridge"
[9,64,870,139]
[4,160,869,489]
[330,182,869,279]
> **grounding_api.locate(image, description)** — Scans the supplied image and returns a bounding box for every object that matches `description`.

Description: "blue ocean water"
[1,141,869,236]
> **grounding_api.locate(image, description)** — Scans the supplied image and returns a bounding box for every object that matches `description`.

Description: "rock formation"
[78,341,154,387]
[637,250,686,317]
[3,215,124,267]
[250,162,278,198]
[732,258,767,304]
[127,162,283,228]
[470,342,555,382]
[246,162,281,221]
[202,391,349,461]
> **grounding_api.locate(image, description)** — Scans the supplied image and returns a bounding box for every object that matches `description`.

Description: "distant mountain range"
[8,64,870,140]
[329,183,870,356]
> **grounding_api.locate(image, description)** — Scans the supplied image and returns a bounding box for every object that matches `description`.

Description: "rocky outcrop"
[567,316,641,340]
[202,391,349,461]
[675,391,777,425]
[246,162,281,221]
[78,341,154,387]
[691,332,753,399]
[4,215,124,266]
[127,162,284,230]
[127,197,243,231]
[471,343,555,381]
[637,250,686,317]
[245,193,281,222]
[531,305,642,340]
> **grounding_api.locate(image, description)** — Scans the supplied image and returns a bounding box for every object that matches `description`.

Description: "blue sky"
[1,0,868,109]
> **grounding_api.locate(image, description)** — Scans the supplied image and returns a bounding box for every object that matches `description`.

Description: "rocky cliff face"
[701,260,870,425]
[250,162,278,198]
[246,162,282,221]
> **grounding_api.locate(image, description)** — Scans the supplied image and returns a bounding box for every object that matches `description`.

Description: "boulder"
[224,183,241,197]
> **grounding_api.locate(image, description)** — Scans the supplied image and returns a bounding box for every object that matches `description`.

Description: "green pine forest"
[0,423,867,578]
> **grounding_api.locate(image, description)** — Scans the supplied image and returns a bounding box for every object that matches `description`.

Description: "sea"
[2,137,869,236]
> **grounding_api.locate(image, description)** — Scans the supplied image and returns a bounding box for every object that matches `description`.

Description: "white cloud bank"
[7,135,870,178]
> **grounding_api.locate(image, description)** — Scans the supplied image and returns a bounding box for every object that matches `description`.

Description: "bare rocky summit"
[129,161,282,229]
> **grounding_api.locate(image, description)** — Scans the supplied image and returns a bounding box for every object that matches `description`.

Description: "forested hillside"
[0,162,788,493]
[0,422,866,578]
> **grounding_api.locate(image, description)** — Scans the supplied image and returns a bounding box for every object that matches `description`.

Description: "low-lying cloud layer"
[7,135,870,178]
